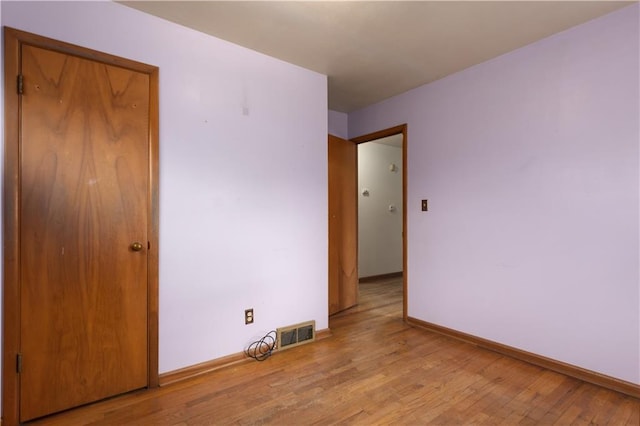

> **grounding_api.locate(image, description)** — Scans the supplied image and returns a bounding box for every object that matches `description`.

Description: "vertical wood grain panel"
[2,27,23,426]
[328,135,358,314]
[19,44,149,422]
[3,27,160,424]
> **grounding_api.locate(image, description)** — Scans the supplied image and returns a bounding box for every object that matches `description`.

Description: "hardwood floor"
[30,277,639,425]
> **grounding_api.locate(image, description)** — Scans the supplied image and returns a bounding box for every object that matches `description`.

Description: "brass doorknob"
[130,242,144,252]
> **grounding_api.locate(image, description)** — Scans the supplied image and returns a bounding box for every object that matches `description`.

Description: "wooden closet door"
[18,43,150,421]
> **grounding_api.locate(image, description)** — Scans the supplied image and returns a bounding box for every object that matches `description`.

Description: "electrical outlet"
[245,308,254,325]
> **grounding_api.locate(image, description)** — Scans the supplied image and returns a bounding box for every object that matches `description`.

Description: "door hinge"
[17,74,24,95]
[16,353,22,373]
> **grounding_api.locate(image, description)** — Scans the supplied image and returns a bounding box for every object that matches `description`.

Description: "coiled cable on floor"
[245,330,277,361]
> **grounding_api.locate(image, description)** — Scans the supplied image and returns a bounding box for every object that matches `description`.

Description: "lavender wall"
[350,4,640,384]
[328,110,348,139]
[1,0,328,385]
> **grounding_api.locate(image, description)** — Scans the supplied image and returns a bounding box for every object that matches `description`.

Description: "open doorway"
[328,124,407,319]
[357,134,403,281]
[353,126,407,319]
[357,134,404,317]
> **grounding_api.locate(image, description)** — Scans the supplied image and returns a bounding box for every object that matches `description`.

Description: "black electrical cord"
[245,330,277,361]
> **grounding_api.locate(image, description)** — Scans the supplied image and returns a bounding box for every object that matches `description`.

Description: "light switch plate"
[421,199,428,211]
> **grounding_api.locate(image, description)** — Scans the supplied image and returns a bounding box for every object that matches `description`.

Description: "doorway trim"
[351,124,408,320]
[2,27,160,425]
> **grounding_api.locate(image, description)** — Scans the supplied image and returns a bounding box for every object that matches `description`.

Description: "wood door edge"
[2,26,23,426]
[147,63,160,390]
[327,135,359,314]
[1,27,161,423]
[350,124,407,145]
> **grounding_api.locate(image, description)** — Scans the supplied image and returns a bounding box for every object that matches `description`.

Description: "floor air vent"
[277,320,315,350]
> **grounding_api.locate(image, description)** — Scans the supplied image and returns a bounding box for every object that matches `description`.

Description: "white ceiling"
[120,1,634,112]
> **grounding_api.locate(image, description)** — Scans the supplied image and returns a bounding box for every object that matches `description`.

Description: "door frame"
[2,27,160,425]
[351,124,408,320]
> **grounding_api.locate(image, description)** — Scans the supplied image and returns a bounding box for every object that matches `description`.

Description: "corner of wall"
[328,110,348,139]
